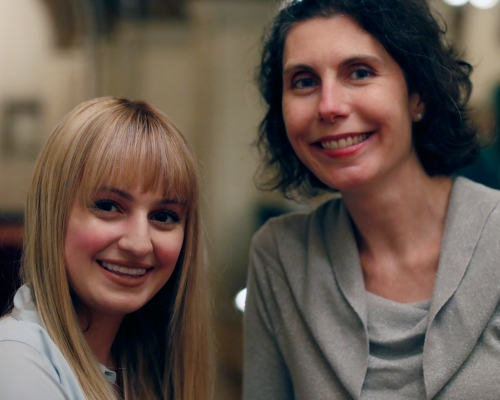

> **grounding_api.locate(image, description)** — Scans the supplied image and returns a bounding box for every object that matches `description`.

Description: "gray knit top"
[361,292,430,399]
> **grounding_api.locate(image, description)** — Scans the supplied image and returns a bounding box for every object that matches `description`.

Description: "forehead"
[79,157,189,204]
[93,184,185,206]
[283,15,392,69]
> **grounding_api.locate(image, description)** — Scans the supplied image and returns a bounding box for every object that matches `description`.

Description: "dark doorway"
[0,215,23,315]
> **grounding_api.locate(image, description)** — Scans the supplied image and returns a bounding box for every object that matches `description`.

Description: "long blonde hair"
[21,97,212,399]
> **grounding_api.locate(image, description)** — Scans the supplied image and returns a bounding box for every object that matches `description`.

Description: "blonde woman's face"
[64,182,186,319]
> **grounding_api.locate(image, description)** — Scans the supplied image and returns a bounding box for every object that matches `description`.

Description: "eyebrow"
[341,54,383,66]
[98,187,183,205]
[282,63,314,76]
[283,54,383,76]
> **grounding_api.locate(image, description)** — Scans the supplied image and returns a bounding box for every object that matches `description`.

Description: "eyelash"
[289,65,374,89]
[150,210,181,224]
[93,199,118,213]
[290,75,318,90]
[350,66,373,80]
[92,200,181,225]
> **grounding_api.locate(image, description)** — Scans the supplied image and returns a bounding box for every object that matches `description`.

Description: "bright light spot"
[279,0,304,11]
[235,288,247,312]
[470,0,499,8]
[443,0,468,6]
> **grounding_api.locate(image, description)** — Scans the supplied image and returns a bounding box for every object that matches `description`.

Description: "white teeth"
[328,141,339,149]
[101,262,147,276]
[321,133,369,150]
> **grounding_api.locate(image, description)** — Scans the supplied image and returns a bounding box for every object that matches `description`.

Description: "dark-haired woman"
[244,0,500,399]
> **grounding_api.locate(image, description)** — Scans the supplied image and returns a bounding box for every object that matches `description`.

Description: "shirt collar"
[11,284,117,385]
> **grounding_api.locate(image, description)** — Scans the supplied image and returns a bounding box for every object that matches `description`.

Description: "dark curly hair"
[256,0,479,198]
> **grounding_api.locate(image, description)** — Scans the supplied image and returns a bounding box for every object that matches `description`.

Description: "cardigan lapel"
[318,199,368,399]
[424,178,500,398]
[324,201,368,326]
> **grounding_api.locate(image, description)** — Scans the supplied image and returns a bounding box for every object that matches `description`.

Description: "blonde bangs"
[76,106,198,209]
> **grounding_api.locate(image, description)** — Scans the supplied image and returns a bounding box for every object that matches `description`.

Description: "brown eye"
[93,200,118,212]
[150,210,180,224]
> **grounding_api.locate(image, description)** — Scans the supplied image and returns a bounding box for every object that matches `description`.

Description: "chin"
[321,175,371,193]
[318,164,382,193]
[112,301,149,315]
[92,295,151,317]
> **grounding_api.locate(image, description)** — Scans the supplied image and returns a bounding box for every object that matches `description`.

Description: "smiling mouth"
[319,132,372,150]
[98,261,149,277]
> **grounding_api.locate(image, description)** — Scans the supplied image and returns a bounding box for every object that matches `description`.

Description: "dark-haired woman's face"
[282,15,425,193]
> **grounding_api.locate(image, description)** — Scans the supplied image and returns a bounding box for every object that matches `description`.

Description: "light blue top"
[0,285,115,399]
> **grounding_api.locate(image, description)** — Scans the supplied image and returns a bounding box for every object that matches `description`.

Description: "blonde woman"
[0,97,212,399]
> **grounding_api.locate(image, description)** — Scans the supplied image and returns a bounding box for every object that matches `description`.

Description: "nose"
[317,81,350,123]
[117,215,153,258]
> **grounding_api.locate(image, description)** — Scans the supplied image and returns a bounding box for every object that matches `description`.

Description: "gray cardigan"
[244,177,500,399]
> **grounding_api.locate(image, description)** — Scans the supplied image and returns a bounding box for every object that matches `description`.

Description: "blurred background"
[0,0,500,398]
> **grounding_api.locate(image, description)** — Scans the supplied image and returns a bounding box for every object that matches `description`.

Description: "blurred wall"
[462,5,500,105]
[0,0,93,212]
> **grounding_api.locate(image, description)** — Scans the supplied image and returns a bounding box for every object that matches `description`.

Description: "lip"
[97,259,154,287]
[313,131,373,158]
[98,259,153,270]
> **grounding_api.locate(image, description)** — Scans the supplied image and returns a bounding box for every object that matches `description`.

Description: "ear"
[409,93,425,122]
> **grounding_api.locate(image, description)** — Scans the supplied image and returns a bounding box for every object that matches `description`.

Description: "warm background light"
[469,0,499,9]
[442,0,499,7]
[443,0,469,6]
[234,288,247,313]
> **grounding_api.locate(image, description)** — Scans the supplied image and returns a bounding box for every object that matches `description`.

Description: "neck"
[78,310,124,369]
[340,166,453,302]
[342,165,452,254]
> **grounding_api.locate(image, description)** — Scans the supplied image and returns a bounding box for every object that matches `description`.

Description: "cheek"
[284,102,321,152]
[284,114,308,157]
[380,81,414,123]
[64,221,114,265]
[64,225,92,287]
[65,227,91,254]
[283,98,307,136]
[360,93,409,136]
[154,230,186,269]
